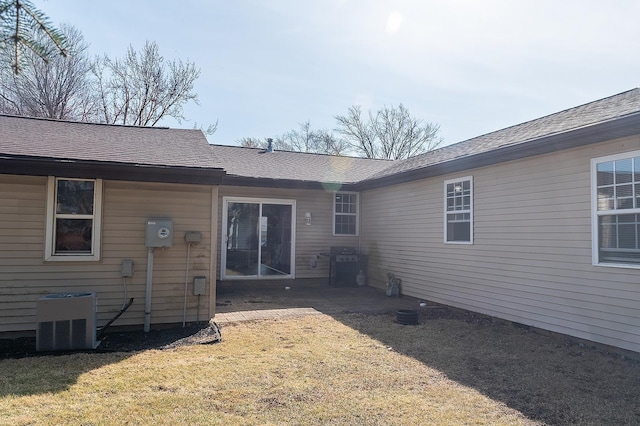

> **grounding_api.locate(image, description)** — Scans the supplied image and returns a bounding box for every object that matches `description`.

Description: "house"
[351,89,640,354]
[208,144,391,286]
[1,89,639,354]
[0,117,225,335]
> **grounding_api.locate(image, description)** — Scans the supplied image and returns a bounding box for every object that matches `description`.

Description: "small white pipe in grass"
[144,247,154,332]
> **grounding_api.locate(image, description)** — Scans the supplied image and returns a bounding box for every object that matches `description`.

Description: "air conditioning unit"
[36,292,97,351]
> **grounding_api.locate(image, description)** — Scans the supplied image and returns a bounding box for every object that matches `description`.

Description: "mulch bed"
[0,322,221,359]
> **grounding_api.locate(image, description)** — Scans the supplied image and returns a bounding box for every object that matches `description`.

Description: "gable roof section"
[0,115,225,184]
[356,88,640,189]
[210,144,392,189]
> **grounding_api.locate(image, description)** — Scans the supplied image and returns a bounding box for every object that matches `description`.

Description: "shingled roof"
[3,88,640,188]
[362,88,640,185]
[0,115,215,168]
[210,89,640,188]
[210,144,391,185]
[0,114,228,184]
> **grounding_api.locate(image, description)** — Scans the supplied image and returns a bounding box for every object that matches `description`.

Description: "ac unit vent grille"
[36,293,97,351]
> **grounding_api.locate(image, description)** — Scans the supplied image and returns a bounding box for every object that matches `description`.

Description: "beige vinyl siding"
[0,176,216,334]
[0,175,47,332]
[217,186,360,281]
[361,136,640,353]
[101,181,215,327]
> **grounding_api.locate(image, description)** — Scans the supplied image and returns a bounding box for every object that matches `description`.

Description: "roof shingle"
[209,144,392,184]
[369,88,640,180]
[0,115,215,169]
[3,88,640,186]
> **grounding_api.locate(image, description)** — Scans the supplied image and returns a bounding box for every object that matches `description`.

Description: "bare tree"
[237,137,266,149]
[0,0,67,73]
[335,104,442,159]
[91,41,200,126]
[310,128,349,155]
[0,24,95,119]
[277,121,348,154]
[237,121,349,155]
[237,136,288,150]
[192,121,218,137]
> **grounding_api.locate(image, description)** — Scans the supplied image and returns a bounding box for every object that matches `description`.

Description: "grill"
[320,247,366,286]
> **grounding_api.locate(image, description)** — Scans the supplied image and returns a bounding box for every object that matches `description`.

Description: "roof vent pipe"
[266,138,273,152]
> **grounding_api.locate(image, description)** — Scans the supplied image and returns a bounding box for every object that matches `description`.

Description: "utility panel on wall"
[145,218,173,248]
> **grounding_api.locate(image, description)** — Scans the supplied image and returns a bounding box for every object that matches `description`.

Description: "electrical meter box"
[145,218,173,248]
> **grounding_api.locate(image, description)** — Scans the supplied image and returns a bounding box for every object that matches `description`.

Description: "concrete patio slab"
[214,285,429,324]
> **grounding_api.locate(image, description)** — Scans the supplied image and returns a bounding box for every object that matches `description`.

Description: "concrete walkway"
[213,285,427,324]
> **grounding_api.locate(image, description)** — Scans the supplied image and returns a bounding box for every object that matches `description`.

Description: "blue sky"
[42,0,640,148]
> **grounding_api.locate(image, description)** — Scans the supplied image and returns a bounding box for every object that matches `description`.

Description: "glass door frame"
[221,196,296,280]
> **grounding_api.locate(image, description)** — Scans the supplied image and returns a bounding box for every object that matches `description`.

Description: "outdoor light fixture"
[305,212,312,225]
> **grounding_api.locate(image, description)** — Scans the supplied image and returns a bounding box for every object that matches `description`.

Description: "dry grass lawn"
[1,312,639,425]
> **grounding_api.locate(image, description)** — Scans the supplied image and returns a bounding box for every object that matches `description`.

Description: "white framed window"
[444,176,473,244]
[45,177,103,261]
[333,192,358,236]
[591,151,640,267]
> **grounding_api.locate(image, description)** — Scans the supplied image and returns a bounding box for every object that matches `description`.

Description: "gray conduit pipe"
[144,247,154,332]
[182,242,192,327]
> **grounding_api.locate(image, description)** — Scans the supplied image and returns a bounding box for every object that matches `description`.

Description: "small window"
[333,192,358,236]
[45,177,102,261]
[444,177,473,244]
[591,151,640,266]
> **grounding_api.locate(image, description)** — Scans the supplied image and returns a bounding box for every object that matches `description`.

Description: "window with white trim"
[444,177,473,243]
[45,177,102,261]
[592,152,640,266]
[333,192,358,235]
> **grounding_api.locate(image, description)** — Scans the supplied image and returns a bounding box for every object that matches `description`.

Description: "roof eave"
[0,155,226,185]
[220,175,358,191]
[353,112,640,191]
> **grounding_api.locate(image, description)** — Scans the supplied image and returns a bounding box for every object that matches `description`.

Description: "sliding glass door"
[222,198,295,279]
